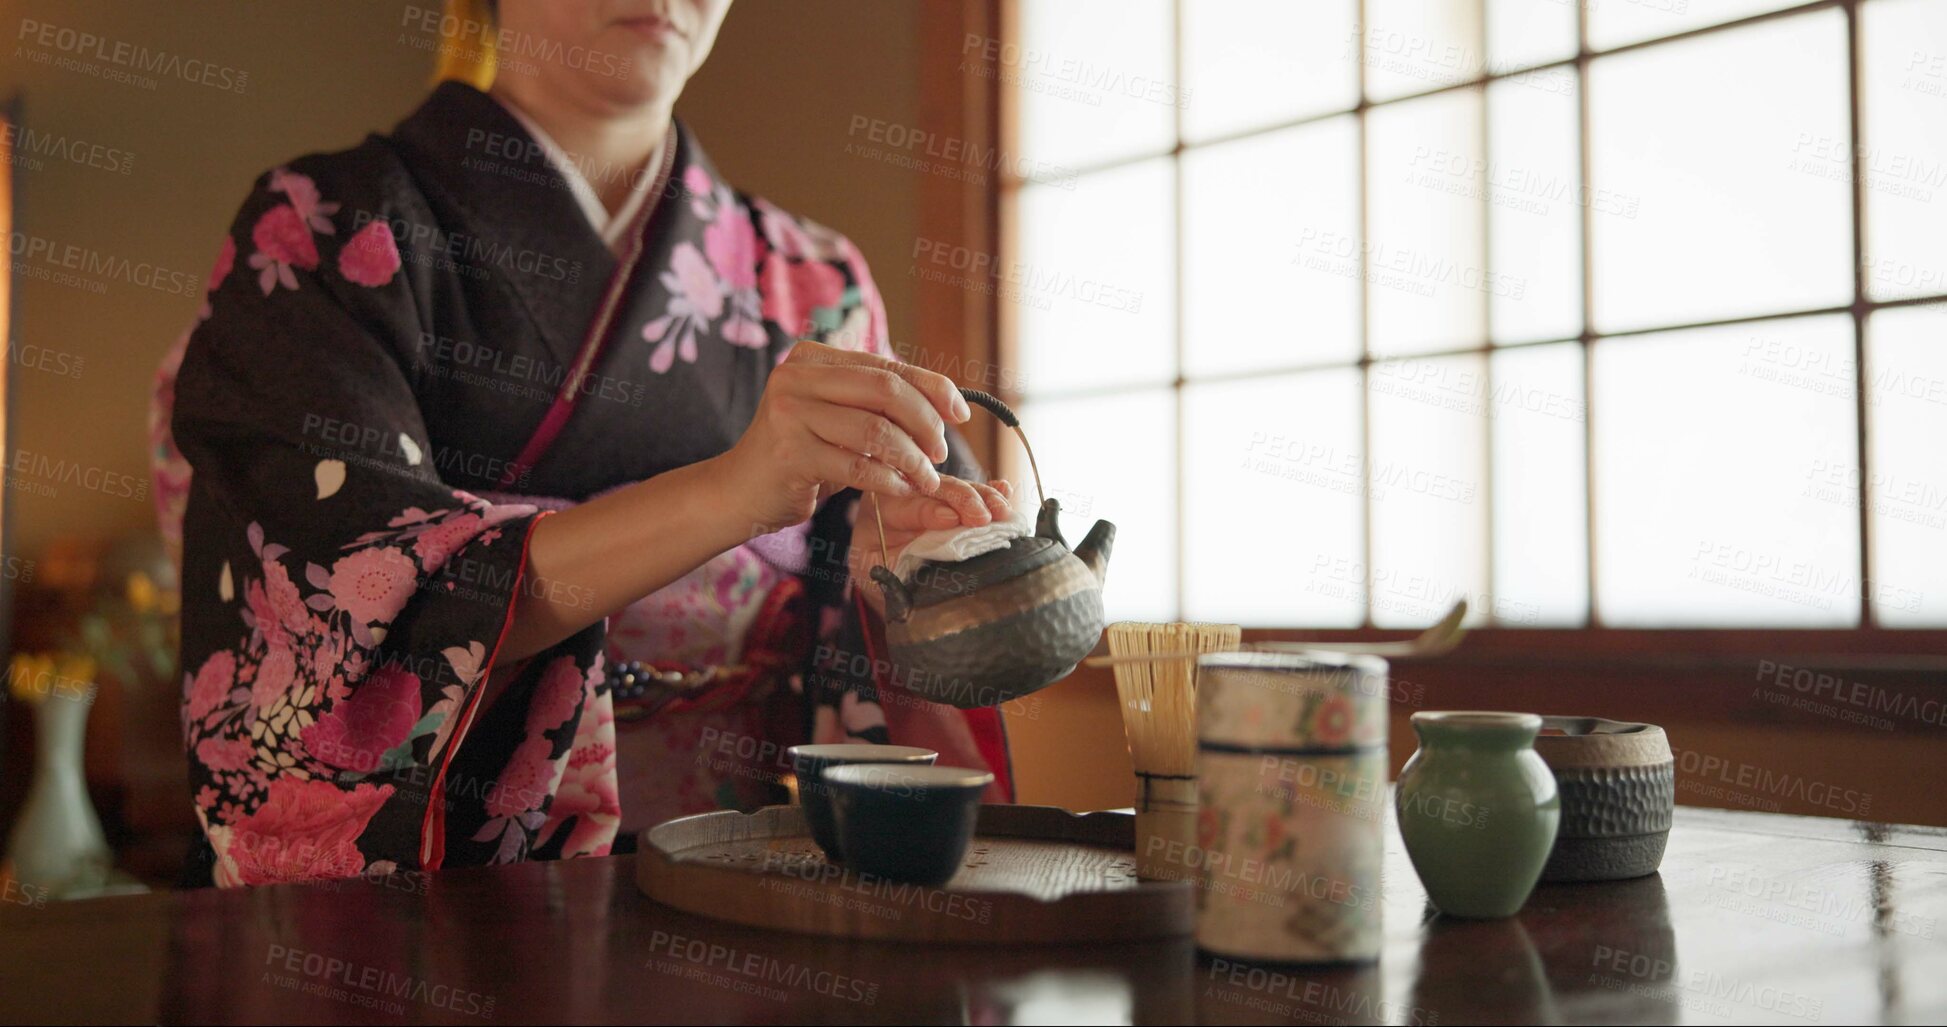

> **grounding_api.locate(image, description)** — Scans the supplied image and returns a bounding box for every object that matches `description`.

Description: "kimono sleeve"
[171,163,589,884]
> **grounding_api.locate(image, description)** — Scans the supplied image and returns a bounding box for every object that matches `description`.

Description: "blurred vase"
[1396,711,1559,919]
[6,687,113,897]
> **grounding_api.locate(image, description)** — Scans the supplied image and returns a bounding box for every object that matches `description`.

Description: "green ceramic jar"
[1395,711,1560,919]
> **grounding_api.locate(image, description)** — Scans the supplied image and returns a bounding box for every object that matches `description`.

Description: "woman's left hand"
[851,478,1013,616]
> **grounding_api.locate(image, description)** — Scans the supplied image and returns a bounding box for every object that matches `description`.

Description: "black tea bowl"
[823,764,994,887]
[787,744,937,861]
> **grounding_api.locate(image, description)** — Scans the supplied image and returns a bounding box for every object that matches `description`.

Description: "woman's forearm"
[498,456,751,663]
[493,341,987,666]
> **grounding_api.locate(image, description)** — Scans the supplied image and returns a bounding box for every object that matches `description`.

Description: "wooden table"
[2,807,1944,1025]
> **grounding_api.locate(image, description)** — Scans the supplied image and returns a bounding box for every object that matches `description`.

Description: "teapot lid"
[898,535,1063,609]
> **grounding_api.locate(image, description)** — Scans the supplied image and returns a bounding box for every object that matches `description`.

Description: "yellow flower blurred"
[126,571,158,614]
[8,653,51,703]
[58,654,97,691]
[7,651,97,704]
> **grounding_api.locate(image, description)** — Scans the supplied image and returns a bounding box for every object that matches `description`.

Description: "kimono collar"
[490,92,671,256]
[386,82,716,369]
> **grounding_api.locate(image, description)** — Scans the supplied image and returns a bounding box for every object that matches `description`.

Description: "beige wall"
[0,0,923,559]
[1,0,431,557]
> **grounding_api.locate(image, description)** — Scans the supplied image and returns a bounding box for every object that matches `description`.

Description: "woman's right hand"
[715,340,991,533]
[505,340,995,663]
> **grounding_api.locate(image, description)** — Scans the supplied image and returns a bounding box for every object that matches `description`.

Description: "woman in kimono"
[148,0,1017,885]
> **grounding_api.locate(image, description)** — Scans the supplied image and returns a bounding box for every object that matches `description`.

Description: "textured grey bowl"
[1533,717,1674,883]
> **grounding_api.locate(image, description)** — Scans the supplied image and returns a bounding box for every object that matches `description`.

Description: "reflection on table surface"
[1,807,1943,1024]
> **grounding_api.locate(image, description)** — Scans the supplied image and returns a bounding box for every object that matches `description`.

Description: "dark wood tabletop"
[3,806,1944,1025]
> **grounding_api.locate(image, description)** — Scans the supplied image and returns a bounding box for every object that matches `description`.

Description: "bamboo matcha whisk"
[1107,621,1241,881]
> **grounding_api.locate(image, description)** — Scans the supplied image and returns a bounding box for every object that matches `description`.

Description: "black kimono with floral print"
[153,83,1009,886]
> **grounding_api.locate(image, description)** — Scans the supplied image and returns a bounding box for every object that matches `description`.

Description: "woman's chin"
[578,65,685,117]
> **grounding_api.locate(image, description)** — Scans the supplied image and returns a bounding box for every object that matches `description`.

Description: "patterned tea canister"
[1192,651,1389,964]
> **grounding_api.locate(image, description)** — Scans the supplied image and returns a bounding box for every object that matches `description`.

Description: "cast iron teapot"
[867,388,1114,709]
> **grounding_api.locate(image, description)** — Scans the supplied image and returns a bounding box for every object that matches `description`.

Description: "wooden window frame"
[920,1,1947,686]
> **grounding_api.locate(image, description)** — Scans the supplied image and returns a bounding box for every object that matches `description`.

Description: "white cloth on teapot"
[891,496,1036,580]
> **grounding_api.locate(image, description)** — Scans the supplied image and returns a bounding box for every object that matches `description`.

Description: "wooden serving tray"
[635,804,1193,944]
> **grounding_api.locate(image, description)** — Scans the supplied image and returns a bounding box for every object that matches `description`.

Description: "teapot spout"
[1074,520,1116,584]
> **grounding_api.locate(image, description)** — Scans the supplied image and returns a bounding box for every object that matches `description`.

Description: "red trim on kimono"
[420,509,551,869]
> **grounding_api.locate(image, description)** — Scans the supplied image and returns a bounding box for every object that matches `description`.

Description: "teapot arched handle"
[957,387,1019,427]
[956,387,1044,508]
[866,385,1050,585]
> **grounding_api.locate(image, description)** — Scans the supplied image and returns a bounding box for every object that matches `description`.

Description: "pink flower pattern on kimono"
[681,164,713,204]
[529,655,588,733]
[338,220,402,288]
[711,553,763,613]
[243,170,346,295]
[247,204,320,294]
[705,213,758,291]
[760,252,845,340]
[213,778,392,886]
[327,546,418,626]
[755,199,847,264]
[644,168,823,374]
[484,735,563,821]
[243,580,282,647]
[539,657,618,858]
[836,236,891,354]
[620,694,776,829]
[301,665,423,773]
[757,200,815,258]
[823,299,876,358]
[270,168,340,235]
[196,733,256,774]
[257,557,311,644]
[174,487,547,884]
[251,643,297,710]
[186,650,238,725]
[545,735,619,858]
[474,652,594,862]
[703,215,766,347]
[671,242,724,322]
[606,541,786,668]
[411,511,482,570]
[643,242,720,373]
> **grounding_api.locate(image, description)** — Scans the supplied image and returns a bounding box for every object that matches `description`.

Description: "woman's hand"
[715,340,992,534]
[851,479,1013,616]
[504,341,1002,662]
